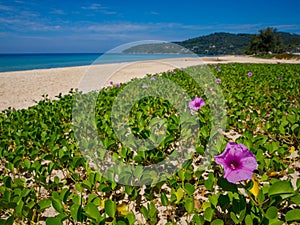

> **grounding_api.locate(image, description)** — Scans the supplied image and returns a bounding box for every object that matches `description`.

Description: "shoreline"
[1,55,299,111]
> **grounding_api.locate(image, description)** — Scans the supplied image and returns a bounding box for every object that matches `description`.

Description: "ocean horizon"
[0,53,200,73]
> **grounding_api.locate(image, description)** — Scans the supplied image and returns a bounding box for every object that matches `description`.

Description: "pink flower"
[215,142,258,184]
[189,97,205,112]
[216,78,221,83]
[248,72,253,77]
[141,85,148,89]
[115,83,120,88]
[109,81,113,85]
[150,77,156,81]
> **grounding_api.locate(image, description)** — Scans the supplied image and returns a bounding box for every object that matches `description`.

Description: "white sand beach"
[1,55,299,111]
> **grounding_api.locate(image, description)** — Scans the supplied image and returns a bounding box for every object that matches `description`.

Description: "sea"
[0,53,199,73]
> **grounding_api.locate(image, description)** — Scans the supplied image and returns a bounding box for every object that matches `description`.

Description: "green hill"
[176,32,300,55]
[123,32,300,55]
[174,32,253,55]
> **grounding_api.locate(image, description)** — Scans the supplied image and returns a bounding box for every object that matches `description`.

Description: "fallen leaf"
[249,175,259,198]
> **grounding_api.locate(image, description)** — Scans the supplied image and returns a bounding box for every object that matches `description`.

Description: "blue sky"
[0,0,299,53]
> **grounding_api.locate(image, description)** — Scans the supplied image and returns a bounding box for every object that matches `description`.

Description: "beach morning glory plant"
[215,142,258,184]
[189,97,205,112]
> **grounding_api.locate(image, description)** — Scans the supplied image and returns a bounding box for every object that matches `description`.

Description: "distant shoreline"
[1,55,299,111]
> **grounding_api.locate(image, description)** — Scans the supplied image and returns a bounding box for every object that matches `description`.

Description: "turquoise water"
[0,53,198,72]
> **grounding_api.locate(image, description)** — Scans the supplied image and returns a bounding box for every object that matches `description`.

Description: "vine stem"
[241,181,269,207]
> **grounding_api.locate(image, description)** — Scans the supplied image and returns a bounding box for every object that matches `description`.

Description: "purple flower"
[248,72,253,77]
[150,77,156,81]
[109,81,113,85]
[278,77,282,80]
[215,142,258,184]
[217,67,221,72]
[172,70,176,74]
[189,97,205,111]
[141,85,148,89]
[216,78,221,84]
[115,83,120,88]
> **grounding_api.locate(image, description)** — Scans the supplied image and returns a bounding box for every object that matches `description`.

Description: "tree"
[246,27,283,54]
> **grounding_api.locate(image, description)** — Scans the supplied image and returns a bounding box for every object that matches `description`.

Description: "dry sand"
[1,55,299,111]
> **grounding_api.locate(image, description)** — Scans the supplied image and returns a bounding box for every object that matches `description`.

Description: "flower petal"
[240,157,258,171]
[225,168,254,184]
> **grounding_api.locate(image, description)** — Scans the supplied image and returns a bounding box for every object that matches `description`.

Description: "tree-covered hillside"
[174,32,253,55]
[176,31,300,55]
[123,31,300,55]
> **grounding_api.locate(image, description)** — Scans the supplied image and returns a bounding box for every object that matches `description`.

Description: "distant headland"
[123,28,300,55]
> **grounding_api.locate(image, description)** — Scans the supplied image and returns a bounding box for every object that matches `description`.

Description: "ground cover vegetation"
[0,63,299,224]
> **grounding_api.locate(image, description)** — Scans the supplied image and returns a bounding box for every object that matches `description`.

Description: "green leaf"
[184,198,194,213]
[192,214,204,225]
[268,181,294,197]
[51,198,64,214]
[230,212,239,224]
[133,165,143,178]
[60,188,70,203]
[184,183,195,195]
[218,194,230,211]
[204,172,215,191]
[104,199,116,218]
[126,213,136,225]
[140,206,148,219]
[208,194,219,208]
[15,200,24,218]
[290,195,300,204]
[117,221,127,225]
[217,177,238,192]
[38,199,52,211]
[46,217,63,225]
[204,207,214,222]
[70,204,82,221]
[148,202,157,218]
[286,209,300,222]
[175,188,184,204]
[245,215,253,225]
[211,219,224,225]
[84,202,101,222]
[160,192,168,206]
[266,206,278,220]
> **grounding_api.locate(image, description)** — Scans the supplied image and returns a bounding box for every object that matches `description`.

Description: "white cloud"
[149,11,159,15]
[81,3,103,10]
[0,4,13,11]
[273,24,300,31]
[81,3,117,15]
[50,9,65,15]
[0,16,61,32]
[85,23,149,33]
